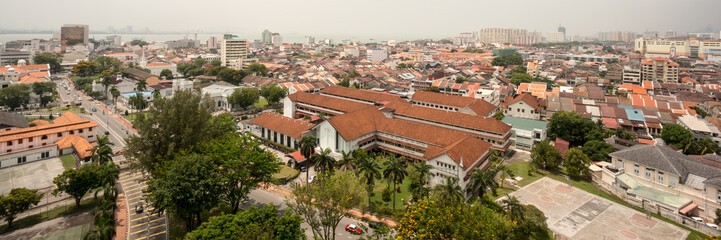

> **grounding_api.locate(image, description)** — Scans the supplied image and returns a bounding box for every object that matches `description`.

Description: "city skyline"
[1,0,720,40]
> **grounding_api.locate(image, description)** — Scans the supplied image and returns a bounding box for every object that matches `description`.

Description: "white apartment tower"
[221,34,248,69]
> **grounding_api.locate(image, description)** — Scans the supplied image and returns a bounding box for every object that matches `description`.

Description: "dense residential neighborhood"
[0,1,721,240]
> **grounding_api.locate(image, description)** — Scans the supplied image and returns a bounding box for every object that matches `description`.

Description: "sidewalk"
[113,193,127,240]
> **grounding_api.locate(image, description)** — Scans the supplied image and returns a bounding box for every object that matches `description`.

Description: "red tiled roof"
[250,112,315,139]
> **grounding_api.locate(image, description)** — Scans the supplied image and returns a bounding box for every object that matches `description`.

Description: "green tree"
[202,133,280,214]
[130,40,148,47]
[128,92,148,112]
[94,56,123,73]
[32,52,63,73]
[135,78,147,91]
[260,84,288,104]
[299,136,318,185]
[337,150,356,172]
[530,141,562,171]
[125,90,222,177]
[287,171,364,240]
[467,167,499,200]
[70,61,98,76]
[146,154,221,230]
[186,204,304,240]
[614,128,637,141]
[357,156,382,209]
[564,148,592,178]
[661,124,694,149]
[217,68,246,85]
[31,82,57,107]
[454,76,468,83]
[0,188,43,228]
[313,148,336,177]
[433,177,464,205]
[382,156,407,211]
[160,69,173,80]
[210,59,222,67]
[228,87,259,110]
[91,135,115,164]
[0,84,31,110]
[510,72,533,85]
[491,52,523,67]
[247,63,269,76]
[409,162,432,201]
[715,209,721,225]
[581,140,615,162]
[685,138,721,155]
[513,204,550,239]
[110,86,120,106]
[99,70,114,97]
[53,165,98,207]
[547,111,598,146]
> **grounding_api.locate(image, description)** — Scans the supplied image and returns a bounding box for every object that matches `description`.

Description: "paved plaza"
[0,158,65,195]
[509,177,688,240]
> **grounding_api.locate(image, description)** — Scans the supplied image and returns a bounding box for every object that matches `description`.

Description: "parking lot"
[508,177,688,240]
[0,158,64,195]
[119,170,167,240]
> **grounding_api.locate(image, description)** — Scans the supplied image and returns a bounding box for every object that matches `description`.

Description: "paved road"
[56,78,167,240]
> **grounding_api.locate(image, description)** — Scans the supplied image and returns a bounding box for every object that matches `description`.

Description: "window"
[6,141,11,146]
[78,129,83,133]
[88,127,92,131]
[645,168,653,179]
[657,172,664,183]
[57,133,62,137]
[634,164,639,175]
[17,156,26,164]
[70,130,74,134]
[88,135,93,139]
[669,176,676,188]
[717,190,721,203]
[616,159,623,170]
[41,135,48,140]
[18,139,22,144]
[522,109,525,113]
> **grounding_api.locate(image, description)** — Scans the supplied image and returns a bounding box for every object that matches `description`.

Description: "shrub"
[241,116,248,120]
[382,187,392,202]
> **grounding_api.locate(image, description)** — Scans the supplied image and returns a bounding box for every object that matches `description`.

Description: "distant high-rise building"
[558,25,566,41]
[306,36,315,44]
[262,30,273,44]
[221,34,248,69]
[664,30,677,38]
[60,24,89,53]
[477,28,536,45]
[545,32,565,43]
[366,48,388,62]
[271,33,282,47]
[207,36,218,49]
[105,35,122,46]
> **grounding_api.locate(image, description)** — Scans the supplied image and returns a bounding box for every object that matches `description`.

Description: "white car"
[706,223,719,230]
[692,217,704,224]
[308,175,316,183]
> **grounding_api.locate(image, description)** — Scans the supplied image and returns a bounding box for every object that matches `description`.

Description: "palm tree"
[91,135,114,165]
[382,156,407,211]
[357,156,382,209]
[84,214,116,240]
[411,162,432,200]
[434,177,464,205]
[152,88,161,98]
[299,136,318,185]
[467,167,500,200]
[110,86,120,108]
[337,150,356,172]
[496,165,514,188]
[101,75,112,98]
[502,195,524,221]
[312,148,335,177]
[136,79,147,91]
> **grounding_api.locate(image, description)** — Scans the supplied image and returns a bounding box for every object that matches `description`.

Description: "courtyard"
[509,177,689,240]
[0,158,65,195]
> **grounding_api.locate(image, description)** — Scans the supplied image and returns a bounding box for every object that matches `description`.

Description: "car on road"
[135,203,144,214]
[707,223,719,230]
[308,175,316,184]
[105,131,110,135]
[369,221,383,229]
[299,165,307,172]
[345,224,361,234]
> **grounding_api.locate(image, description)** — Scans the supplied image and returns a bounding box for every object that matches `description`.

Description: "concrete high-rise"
[477,28,537,45]
[271,33,282,47]
[207,36,218,49]
[262,30,272,44]
[221,34,248,69]
[558,25,566,41]
[60,24,89,52]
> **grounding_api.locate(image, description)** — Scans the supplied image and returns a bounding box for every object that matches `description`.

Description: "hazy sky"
[2,0,720,39]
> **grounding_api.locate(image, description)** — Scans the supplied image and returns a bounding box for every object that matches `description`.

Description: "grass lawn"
[272,165,299,180]
[253,98,269,109]
[124,111,149,124]
[60,155,76,170]
[44,106,86,114]
[366,174,413,214]
[492,161,546,199]
[0,198,98,235]
[71,75,99,82]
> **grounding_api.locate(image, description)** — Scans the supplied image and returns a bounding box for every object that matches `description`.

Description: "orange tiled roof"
[0,112,98,142]
[319,86,403,103]
[385,102,510,136]
[55,134,94,159]
[288,91,370,114]
[250,112,315,139]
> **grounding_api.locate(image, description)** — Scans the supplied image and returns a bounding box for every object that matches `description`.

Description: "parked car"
[345,224,361,234]
[135,203,144,214]
[368,221,383,229]
[299,165,307,172]
[308,175,316,184]
[707,223,719,230]
[692,217,705,224]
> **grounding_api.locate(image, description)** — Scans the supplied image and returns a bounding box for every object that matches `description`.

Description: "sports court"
[508,177,688,240]
[0,158,65,195]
